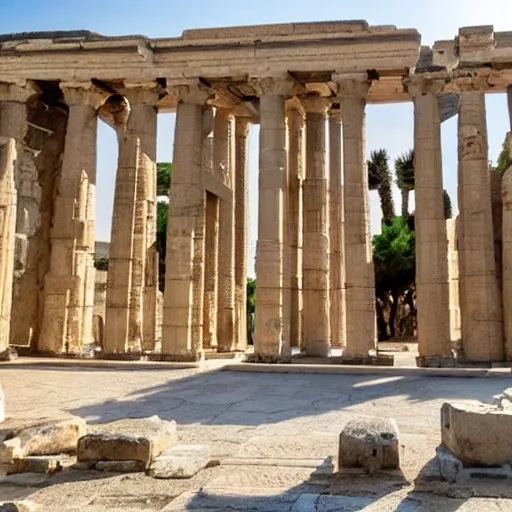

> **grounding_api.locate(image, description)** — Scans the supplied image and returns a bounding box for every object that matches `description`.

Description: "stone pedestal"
[329,110,346,349]
[216,110,235,353]
[413,90,451,360]
[0,138,17,354]
[253,78,290,361]
[302,97,330,357]
[39,83,100,354]
[458,92,503,362]
[162,85,209,361]
[234,118,249,352]
[286,104,304,350]
[338,79,377,358]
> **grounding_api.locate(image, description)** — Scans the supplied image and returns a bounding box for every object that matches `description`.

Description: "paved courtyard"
[2,361,512,510]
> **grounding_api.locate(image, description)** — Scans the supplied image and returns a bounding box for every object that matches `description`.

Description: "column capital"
[167,79,211,105]
[301,95,330,115]
[0,80,39,103]
[122,83,162,106]
[285,97,306,120]
[333,74,370,99]
[60,82,106,108]
[444,74,490,94]
[328,109,342,123]
[404,77,445,98]
[249,75,295,97]
[235,117,250,137]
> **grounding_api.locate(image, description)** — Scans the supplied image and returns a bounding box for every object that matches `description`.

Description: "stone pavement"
[1,361,512,510]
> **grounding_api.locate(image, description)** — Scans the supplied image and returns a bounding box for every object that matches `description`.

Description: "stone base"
[96,352,144,361]
[416,357,456,368]
[15,349,94,359]
[244,353,292,364]
[149,352,204,363]
[332,354,394,366]
[0,348,17,362]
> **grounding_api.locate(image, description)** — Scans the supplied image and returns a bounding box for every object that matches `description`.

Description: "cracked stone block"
[148,444,211,479]
[339,417,401,475]
[77,416,176,467]
[7,455,76,475]
[436,445,462,483]
[441,402,512,466]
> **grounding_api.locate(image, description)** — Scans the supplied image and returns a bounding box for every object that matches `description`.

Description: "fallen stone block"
[339,417,400,475]
[77,416,176,467]
[436,445,462,483]
[0,472,50,487]
[148,445,211,479]
[441,402,512,466]
[0,417,86,461]
[0,501,38,512]
[7,455,76,475]
[95,460,145,473]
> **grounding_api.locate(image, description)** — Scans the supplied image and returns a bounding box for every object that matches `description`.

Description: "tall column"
[0,138,16,356]
[302,96,330,357]
[458,91,503,362]
[412,85,451,362]
[104,137,140,353]
[286,103,304,349]
[216,109,236,352]
[234,117,249,351]
[338,78,377,358]
[162,83,209,361]
[507,85,512,128]
[252,77,291,361]
[39,83,101,354]
[329,109,346,349]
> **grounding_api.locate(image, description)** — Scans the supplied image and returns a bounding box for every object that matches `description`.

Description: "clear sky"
[1,0,511,275]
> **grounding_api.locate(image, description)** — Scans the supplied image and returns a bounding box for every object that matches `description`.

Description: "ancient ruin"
[0,22,511,366]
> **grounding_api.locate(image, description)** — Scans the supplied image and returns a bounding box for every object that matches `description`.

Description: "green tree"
[157,163,172,196]
[395,150,415,219]
[367,149,395,226]
[443,190,452,219]
[247,278,256,315]
[491,136,512,175]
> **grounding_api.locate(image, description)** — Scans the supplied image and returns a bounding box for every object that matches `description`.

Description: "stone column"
[104,137,140,353]
[507,85,512,128]
[39,83,101,354]
[338,78,377,358]
[216,109,236,353]
[234,117,249,351]
[162,83,209,361]
[328,109,346,349]
[0,138,16,356]
[286,102,304,350]
[447,217,461,346]
[458,91,503,362]
[302,96,330,357]
[412,86,452,363]
[252,77,292,361]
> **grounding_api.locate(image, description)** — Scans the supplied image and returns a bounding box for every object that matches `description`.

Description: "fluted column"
[329,109,346,349]
[302,96,330,357]
[0,138,16,356]
[508,85,512,128]
[338,78,377,357]
[216,109,236,352]
[234,117,250,351]
[458,91,503,362]
[411,83,451,362]
[39,83,101,354]
[252,77,292,361]
[162,83,209,361]
[286,103,304,349]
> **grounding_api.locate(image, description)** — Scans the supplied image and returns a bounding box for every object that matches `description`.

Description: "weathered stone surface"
[77,416,176,466]
[95,460,145,473]
[0,417,85,461]
[0,385,4,423]
[339,417,401,474]
[441,402,512,466]
[436,445,462,483]
[0,501,39,512]
[7,455,75,475]
[148,444,211,479]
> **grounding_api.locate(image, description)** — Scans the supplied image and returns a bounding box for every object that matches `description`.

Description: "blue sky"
[1,0,511,275]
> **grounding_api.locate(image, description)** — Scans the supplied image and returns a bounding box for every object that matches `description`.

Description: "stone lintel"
[443,72,491,94]
[404,76,445,97]
[249,75,296,97]
[60,81,106,108]
[167,79,211,105]
[0,80,39,103]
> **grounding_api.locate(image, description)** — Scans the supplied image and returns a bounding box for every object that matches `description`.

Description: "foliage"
[94,257,109,271]
[372,217,415,296]
[367,149,395,225]
[247,278,256,315]
[443,190,452,219]
[157,162,172,196]
[491,136,512,175]
[156,201,168,293]
[395,150,415,219]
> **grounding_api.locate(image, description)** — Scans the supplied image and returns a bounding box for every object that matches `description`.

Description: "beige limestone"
[457,92,503,362]
[302,96,330,357]
[148,444,211,479]
[253,78,291,361]
[446,219,461,346]
[39,83,101,354]
[286,104,304,350]
[328,110,346,349]
[234,117,249,352]
[412,89,451,359]
[162,85,209,361]
[502,133,512,360]
[104,137,140,353]
[215,109,235,353]
[338,78,377,357]
[0,138,16,354]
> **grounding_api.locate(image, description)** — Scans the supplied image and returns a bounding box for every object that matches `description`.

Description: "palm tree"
[443,190,452,219]
[367,149,395,226]
[395,150,415,219]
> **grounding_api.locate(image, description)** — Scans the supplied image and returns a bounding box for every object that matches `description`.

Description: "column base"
[416,356,455,368]
[97,352,145,361]
[332,354,394,366]
[245,353,292,364]
[152,352,205,363]
[0,347,18,361]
